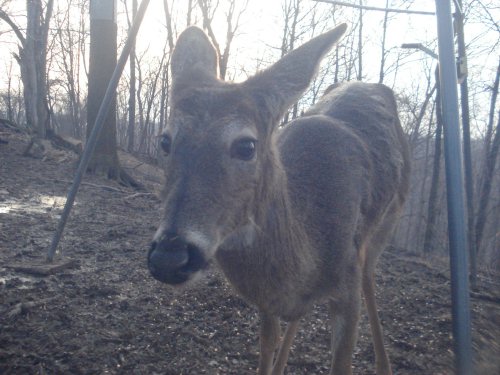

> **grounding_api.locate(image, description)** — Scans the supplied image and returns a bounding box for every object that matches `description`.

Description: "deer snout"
[148,231,208,285]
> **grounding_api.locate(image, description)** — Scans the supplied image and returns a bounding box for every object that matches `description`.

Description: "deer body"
[148,25,410,375]
[218,81,408,317]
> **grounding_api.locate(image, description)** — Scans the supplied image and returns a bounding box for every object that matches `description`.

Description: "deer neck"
[216,149,319,317]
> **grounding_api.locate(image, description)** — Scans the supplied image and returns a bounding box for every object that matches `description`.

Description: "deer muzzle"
[148,231,208,285]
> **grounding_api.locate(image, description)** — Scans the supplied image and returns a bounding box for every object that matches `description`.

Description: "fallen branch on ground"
[7,259,80,277]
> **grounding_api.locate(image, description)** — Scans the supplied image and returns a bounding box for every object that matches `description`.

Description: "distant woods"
[0,0,499,270]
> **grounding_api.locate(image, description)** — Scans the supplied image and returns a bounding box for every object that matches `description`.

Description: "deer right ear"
[171,27,219,94]
[244,24,347,125]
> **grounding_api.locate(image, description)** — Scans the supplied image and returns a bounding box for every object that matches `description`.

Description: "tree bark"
[378,0,389,84]
[22,0,42,137]
[423,72,443,254]
[475,111,500,254]
[1,0,53,140]
[357,0,363,81]
[127,0,137,152]
[475,59,500,254]
[454,6,477,288]
[87,9,120,177]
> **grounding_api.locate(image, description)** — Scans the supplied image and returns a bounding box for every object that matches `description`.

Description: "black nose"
[148,231,207,285]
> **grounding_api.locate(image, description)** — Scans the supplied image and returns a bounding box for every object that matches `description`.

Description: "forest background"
[0,0,499,276]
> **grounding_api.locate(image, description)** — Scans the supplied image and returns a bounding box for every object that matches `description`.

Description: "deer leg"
[271,320,300,375]
[361,213,397,375]
[258,313,281,375]
[362,269,392,375]
[328,283,361,375]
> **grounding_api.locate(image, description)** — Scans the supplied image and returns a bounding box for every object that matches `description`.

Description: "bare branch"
[312,0,435,16]
[0,7,26,45]
[163,0,174,50]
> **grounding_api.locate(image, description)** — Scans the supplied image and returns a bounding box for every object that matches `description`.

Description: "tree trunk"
[87,3,120,177]
[280,0,300,124]
[423,74,443,254]
[476,111,500,254]
[0,0,53,146]
[127,0,137,152]
[23,0,41,136]
[36,0,52,137]
[414,100,436,253]
[378,0,389,84]
[6,64,14,122]
[475,59,500,254]
[357,0,363,81]
[186,0,193,27]
[454,6,477,288]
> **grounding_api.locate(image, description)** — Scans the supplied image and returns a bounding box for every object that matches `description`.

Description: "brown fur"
[149,25,410,375]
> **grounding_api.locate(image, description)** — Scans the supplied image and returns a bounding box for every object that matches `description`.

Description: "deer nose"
[148,231,207,285]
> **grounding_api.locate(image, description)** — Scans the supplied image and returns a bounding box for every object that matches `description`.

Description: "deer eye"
[160,134,171,155]
[230,138,256,161]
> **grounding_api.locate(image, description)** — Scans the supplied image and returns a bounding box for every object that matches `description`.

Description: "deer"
[147,24,410,375]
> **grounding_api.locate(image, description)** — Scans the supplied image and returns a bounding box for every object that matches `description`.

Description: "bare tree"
[475,58,500,254]
[423,70,443,254]
[378,0,390,84]
[134,48,168,156]
[52,0,88,139]
[162,0,175,49]
[0,62,24,126]
[280,0,304,122]
[86,0,137,186]
[356,0,363,80]
[0,0,54,141]
[196,0,249,80]
[126,0,137,152]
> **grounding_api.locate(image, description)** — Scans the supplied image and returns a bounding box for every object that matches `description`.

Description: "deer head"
[148,24,347,285]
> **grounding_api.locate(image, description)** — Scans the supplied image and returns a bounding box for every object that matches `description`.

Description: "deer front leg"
[328,284,362,375]
[272,320,300,375]
[258,313,281,375]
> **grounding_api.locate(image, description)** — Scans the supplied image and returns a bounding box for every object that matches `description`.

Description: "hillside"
[1,124,499,374]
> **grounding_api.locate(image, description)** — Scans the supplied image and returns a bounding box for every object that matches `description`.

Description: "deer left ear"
[244,23,347,124]
[171,26,219,95]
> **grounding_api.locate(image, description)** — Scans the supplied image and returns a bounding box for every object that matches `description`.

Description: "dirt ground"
[1,124,499,374]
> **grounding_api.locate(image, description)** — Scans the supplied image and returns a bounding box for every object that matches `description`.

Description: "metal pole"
[434,1,473,374]
[47,0,151,262]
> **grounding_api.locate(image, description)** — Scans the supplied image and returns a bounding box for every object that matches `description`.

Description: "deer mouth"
[148,240,208,285]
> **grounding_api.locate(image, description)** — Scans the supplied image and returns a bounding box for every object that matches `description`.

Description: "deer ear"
[171,27,219,94]
[245,24,347,123]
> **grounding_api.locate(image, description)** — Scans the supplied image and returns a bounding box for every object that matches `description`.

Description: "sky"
[0,0,440,83]
[128,0,497,135]
[130,0,439,79]
[108,0,450,111]
[0,0,498,134]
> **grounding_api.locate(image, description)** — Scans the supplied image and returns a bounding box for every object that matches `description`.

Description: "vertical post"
[87,0,118,170]
[434,1,473,374]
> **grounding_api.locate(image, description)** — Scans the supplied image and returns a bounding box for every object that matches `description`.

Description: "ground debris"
[7,259,80,277]
[7,298,56,319]
[1,126,499,374]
